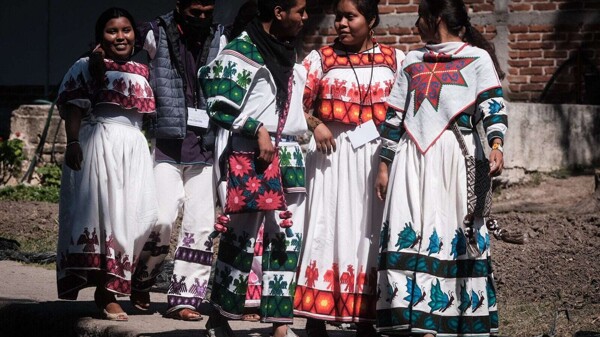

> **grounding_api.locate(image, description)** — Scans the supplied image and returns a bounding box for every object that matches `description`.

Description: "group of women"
[55,0,507,336]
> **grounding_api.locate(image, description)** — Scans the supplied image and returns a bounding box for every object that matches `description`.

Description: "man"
[131,0,227,321]
[198,0,308,336]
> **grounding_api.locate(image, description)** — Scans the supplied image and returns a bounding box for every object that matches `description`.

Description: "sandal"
[94,288,128,321]
[164,308,203,321]
[130,290,150,311]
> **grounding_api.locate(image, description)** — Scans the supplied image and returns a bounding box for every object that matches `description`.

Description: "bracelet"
[66,140,80,147]
[306,114,323,132]
[491,143,503,153]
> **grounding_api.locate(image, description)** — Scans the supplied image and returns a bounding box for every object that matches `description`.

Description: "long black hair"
[333,0,380,29]
[419,0,505,79]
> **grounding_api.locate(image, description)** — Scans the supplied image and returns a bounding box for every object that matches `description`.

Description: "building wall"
[300,0,600,104]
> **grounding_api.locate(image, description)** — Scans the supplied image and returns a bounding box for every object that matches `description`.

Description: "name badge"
[346,120,380,149]
[187,107,209,128]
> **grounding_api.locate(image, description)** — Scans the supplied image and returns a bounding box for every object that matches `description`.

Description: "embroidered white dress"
[294,44,405,323]
[56,57,157,299]
[376,42,507,336]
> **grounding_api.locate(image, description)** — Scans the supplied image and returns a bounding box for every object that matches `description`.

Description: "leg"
[261,193,305,327]
[134,162,183,311]
[166,164,216,319]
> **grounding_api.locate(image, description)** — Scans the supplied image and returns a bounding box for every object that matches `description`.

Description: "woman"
[293,0,404,336]
[56,7,157,321]
[374,0,507,335]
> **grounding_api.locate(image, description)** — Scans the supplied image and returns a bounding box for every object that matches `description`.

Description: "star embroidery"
[405,53,477,115]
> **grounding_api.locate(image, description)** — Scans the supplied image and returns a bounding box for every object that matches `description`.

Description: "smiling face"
[334,0,373,51]
[101,17,134,61]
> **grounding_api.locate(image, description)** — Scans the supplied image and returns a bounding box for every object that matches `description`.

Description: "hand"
[92,44,105,57]
[257,126,275,163]
[313,123,336,155]
[65,142,83,171]
[489,149,504,176]
[375,161,390,201]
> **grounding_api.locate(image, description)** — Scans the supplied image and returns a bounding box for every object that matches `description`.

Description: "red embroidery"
[405,54,477,113]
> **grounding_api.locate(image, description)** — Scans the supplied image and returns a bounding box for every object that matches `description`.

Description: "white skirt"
[376,130,498,336]
[294,122,383,322]
[57,108,157,299]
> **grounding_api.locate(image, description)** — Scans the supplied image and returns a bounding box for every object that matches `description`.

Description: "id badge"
[187,107,209,128]
[346,120,379,149]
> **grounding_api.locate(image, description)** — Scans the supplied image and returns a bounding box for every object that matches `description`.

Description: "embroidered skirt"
[376,130,498,336]
[56,108,157,299]
[294,122,384,323]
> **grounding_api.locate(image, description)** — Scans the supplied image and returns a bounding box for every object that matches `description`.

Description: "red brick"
[509,42,543,50]
[508,68,519,75]
[387,0,410,3]
[376,36,398,44]
[543,50,568,58]
[518,50,543,59]
[399,35,422,43]
[530,59,554,66]
[530,75,553,83]
[544,67,559,76]
[396,5,419,13]
[388,27,414,35]
[533,3,557,10]
[507,75,529,83]
[509,25,529,33]
[508,84,521,92]
[508,34,517,42]
[529,25,554,33]
[509,4,532,11]
[518,33,542,41]
[508,60,530,67]
[378,6,396,14]
[520,67,543,75]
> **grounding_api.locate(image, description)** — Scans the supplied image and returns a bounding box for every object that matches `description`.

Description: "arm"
[62,105,84,171]
[478,87,507,177]
[302,50,336,154]
[199,54,274,162]
[375,106,405,200]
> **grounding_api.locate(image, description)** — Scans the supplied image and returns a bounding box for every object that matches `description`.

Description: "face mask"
[183,14,212,31]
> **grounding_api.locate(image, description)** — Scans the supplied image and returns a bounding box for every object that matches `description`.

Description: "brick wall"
[300,0,600,104]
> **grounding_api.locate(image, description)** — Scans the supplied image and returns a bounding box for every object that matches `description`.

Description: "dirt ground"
[0,173,599,337]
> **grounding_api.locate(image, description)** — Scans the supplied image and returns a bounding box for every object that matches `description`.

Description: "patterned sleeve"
[56,58,92,118]
[198,42,263,137]
[475,53,508,147]
[379,66,409,163]
[302,49,323,115]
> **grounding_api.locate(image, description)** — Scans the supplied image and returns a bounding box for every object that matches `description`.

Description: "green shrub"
[37,164,62,188]
[0,184,59,203]
[0,136,25,184]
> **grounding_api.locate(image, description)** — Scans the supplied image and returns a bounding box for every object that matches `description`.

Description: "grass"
[499,300,600,337]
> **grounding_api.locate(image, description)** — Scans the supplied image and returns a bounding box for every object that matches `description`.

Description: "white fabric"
[57,108,157,298]
[376,130,497,335]
[148,162,216,312]
[387,42,502,154]
[295,123,384,322]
